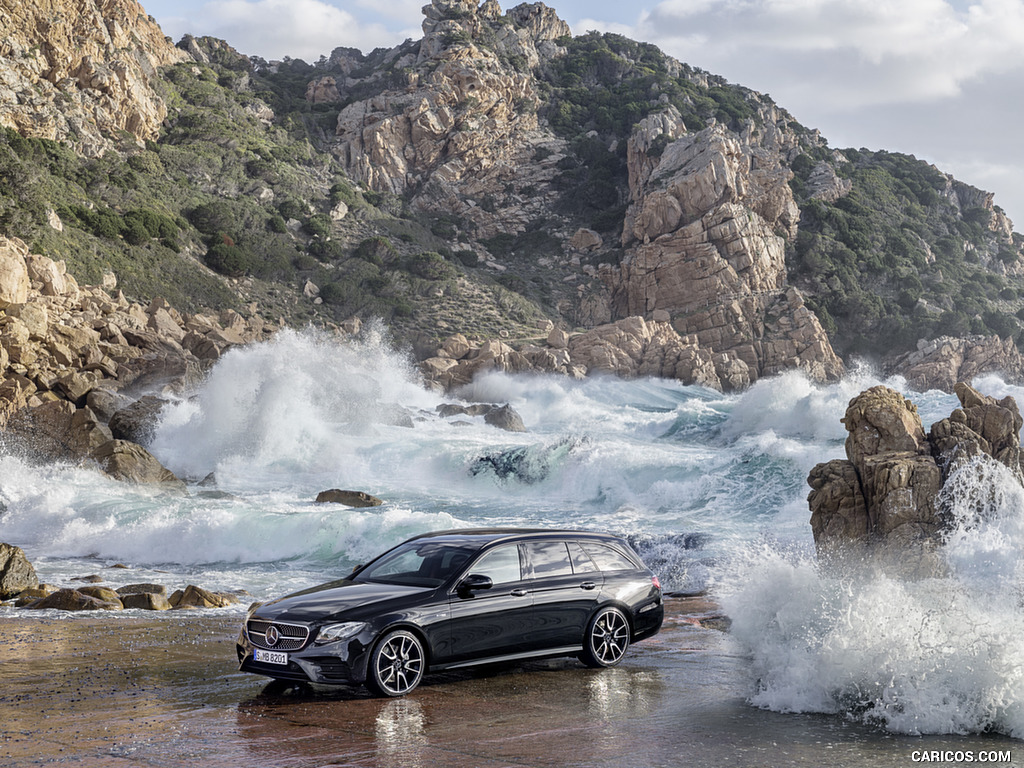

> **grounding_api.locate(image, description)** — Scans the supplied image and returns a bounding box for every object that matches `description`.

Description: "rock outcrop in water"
[0,543,39,600]
[808,382,1024,572]
[884,336,1024,393]
[421,315,725,391]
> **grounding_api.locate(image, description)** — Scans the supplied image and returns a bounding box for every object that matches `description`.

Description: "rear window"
[580,542,639,572]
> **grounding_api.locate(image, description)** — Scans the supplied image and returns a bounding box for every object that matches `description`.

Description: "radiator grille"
[247,619,309,651]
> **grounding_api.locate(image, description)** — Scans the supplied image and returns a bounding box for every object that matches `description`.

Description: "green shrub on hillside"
[406,251,457,281]
[790,149,1023,354]
[205,241,250,276]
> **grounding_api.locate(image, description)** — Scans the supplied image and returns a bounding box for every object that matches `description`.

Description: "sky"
[142,0,1024,230]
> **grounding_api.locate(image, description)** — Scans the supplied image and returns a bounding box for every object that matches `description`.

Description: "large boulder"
[170,585,238,609]
[484,404,526,433]
[24,588,122,611]
[121,592,172,611]
[841,385,929,468]
[89,440,185,489]
[108,395,167,446]
[0,237,31,308]
[930,382,1024,481]
[0,543,39,600]
[3,401,112,462]
[807,459,869,552]
[315,489,384,507]
[808,382,1024,573]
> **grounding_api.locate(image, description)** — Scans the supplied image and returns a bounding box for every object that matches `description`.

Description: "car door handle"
[510,588,529,597]
[579,581,597,591]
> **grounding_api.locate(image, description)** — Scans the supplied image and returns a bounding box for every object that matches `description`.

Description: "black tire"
[366,629,425,697]
[580,607,630,668]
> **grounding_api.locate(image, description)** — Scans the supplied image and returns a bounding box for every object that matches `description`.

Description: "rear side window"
[525,541,574,578]
[581,543,638,572]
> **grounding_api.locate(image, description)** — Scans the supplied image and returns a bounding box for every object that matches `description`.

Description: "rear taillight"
[652,575,661,591]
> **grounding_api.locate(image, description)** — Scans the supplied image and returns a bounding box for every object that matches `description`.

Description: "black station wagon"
[237,528,664,696]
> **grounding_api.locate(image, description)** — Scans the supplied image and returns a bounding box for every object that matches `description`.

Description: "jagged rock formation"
[0,0,188,154]
[420,315,725,390]
[326,0,843,389]
[0,0,1020,396]
[884,335,1024,392]
[0,235,273,484]
[947,178,1015,243]
[808,382,1024,574]
[602,110,844,387]
[331,0,569,240]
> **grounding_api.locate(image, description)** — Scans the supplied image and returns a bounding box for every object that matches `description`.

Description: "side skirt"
[432,645,583,672]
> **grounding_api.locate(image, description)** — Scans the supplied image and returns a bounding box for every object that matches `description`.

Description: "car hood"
[252,580,432,624]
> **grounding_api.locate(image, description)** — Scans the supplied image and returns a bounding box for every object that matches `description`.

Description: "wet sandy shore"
[0,598,1018,767]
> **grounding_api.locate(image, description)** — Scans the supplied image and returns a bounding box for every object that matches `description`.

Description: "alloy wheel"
[369,630,425,697]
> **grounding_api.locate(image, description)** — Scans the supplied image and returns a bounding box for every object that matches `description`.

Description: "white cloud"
[351,0,424,24]
[603,0,1024,109]
[163,0,405,60]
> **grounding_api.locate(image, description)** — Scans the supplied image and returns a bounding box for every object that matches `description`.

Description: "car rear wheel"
[580,607,630,668]
[366,629,425,697]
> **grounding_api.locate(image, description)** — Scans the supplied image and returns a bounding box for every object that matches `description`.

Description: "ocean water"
[1,327,1022,739]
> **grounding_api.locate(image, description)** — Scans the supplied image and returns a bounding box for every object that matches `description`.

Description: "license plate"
[254,648,288,665]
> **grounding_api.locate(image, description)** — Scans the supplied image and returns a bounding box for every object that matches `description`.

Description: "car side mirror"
[457,574,493,595]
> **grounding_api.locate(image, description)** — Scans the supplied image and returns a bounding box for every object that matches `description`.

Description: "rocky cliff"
[0,0,187,154]
[329,0,570,242]
[601,110,843,386]
[320,0,843,388]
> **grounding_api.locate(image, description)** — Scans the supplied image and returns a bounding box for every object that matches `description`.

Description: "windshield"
[354,540,481,587]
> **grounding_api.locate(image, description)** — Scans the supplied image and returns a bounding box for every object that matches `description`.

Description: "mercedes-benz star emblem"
[265,625,280,647]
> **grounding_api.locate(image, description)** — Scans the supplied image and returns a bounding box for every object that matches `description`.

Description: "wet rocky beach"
[1,598,1017,768]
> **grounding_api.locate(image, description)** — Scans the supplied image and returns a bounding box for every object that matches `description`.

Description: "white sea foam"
[720,453,1024,737]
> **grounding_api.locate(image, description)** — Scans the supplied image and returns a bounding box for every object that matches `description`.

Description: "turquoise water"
[2,328,1023,738]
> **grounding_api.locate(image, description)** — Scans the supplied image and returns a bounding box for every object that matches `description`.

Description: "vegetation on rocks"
[790,149,1024,357]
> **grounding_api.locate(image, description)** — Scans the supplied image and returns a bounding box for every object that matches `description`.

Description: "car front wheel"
[366,629,425,697]
[580,607,630,668]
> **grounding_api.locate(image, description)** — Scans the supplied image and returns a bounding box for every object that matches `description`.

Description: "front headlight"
[314,622,367,645]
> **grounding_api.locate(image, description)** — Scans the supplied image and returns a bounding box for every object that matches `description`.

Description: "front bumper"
[236,622,374,686]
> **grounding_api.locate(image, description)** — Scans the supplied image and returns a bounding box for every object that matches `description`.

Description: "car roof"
[405,528,625,546]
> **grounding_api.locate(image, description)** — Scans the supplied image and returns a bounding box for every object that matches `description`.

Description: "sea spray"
[0,332,911,600]
[150,325,438,485]
[720,453,1024,737]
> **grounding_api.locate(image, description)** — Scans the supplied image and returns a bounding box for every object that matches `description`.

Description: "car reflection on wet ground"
[0,598,1017,767]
